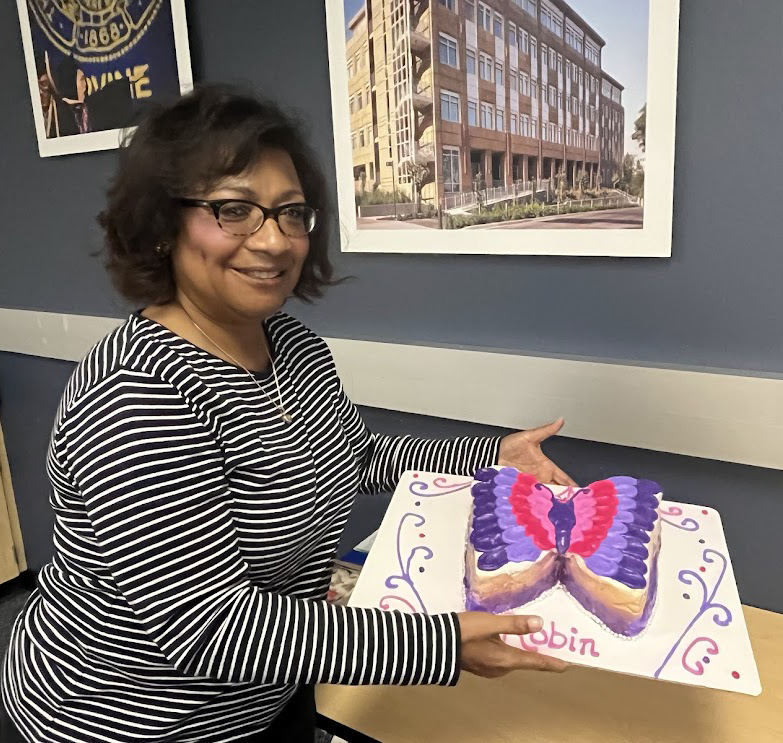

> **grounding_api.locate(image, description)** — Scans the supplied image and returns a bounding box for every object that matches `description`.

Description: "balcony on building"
[411,87,432,110]
[408,28,431,56]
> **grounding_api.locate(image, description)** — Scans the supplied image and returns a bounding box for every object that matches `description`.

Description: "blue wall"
[1,1,782,373]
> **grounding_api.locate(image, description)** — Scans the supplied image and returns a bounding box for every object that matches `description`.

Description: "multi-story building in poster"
[346,0,626,208]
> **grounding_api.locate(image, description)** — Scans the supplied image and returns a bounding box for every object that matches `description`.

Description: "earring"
[155,242,170,256]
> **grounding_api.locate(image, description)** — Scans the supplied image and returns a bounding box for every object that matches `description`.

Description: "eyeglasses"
[178,198,318,237]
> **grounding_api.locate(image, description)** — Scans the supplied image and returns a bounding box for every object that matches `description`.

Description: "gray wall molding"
[2,308,782,470]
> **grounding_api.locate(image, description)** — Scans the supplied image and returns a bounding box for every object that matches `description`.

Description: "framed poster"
[326,0,680,256]
[16,0,193,157]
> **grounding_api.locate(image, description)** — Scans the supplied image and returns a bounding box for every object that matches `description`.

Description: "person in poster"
[19,0,191,152]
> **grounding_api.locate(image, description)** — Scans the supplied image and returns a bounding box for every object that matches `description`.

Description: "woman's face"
[172,148,311,323]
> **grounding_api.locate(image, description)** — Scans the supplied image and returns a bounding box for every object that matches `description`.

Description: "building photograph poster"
[326,0,680,256]
[16,0,193,158]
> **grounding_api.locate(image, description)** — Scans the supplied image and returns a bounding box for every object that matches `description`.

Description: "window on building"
[509,22,517,47]
[532,118,538,137]
[481,101,494,129]
[347,60,354,78]
[465,0,475,20]
[541,124,547,142]
[510,71,517,91]
[468,99,478,126]
[519,29,529,54]
[493,12,503,38]
[359,129,365,147]
[558,54,563,74]
[558,92,563,109]
[521,114,530,137]
[439,33,459,67]
[479,53,493,80]
[478,2,491,31]
[466,48,477,74]
[440,90,461,122]
[526,0,537,17]
[351,132,357,149]
[530,36,537,60]
[550,48,557,69]
[541,43,548,66]
[357,91,363,109]
[442,147,461,192]
[349,96,355,113]
[549,123,556,141]
[510,113,518,134]
[496,108,505,131]
[439,0,456,11]
[495,61,504,84]
[548,85,556,107]
[541,5,562,35]
[520,72,530,96]
[531,78,538,98]
[585,41,600,66]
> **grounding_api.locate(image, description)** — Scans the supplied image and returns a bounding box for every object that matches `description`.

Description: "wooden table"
[317,606,782,743]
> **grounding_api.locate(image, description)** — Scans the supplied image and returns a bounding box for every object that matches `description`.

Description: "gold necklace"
[182,310,293,424]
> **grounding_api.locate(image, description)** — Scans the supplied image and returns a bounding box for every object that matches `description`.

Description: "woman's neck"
[142,299,272,373]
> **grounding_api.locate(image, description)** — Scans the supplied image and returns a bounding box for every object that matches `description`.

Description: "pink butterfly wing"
[509,474,556,550]
[568,480,619,557]
[570,477,662,591]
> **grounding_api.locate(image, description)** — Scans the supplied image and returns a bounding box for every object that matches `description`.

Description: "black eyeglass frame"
[177,198,319,237]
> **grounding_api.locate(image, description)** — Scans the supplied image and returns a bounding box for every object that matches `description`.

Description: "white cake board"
[348,470,761,696]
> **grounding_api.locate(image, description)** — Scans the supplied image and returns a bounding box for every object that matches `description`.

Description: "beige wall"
[0,421,26,584]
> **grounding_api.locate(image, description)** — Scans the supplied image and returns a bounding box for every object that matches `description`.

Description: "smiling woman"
[1,85,570,742]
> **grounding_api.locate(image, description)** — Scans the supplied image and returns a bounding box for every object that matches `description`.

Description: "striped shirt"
[2,312,499,742]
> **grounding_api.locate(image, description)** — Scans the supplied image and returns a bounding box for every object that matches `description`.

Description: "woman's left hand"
[497,418,576,486]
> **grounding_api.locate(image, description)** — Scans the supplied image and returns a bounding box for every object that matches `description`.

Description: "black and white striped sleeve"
[57,369,461,687]
[335,381,501,494]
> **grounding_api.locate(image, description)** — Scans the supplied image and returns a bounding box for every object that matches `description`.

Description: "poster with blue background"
[16,0,193,156]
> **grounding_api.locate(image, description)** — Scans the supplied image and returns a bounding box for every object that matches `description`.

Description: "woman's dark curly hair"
[98,84,334,305]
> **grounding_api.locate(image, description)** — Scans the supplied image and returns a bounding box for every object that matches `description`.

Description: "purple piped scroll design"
[409,476,473,498]
[379,512,433,614]
[653,548,733,679]
[380,474,472,614]
[659,504,700,532]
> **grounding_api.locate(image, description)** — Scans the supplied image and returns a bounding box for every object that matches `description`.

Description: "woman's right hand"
[457,612,569,678]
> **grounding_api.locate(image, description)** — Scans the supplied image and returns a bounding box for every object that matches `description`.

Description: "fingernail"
[528,616,543,631]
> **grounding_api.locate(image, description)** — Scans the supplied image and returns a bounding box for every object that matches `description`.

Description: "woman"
[1,86,570,742]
